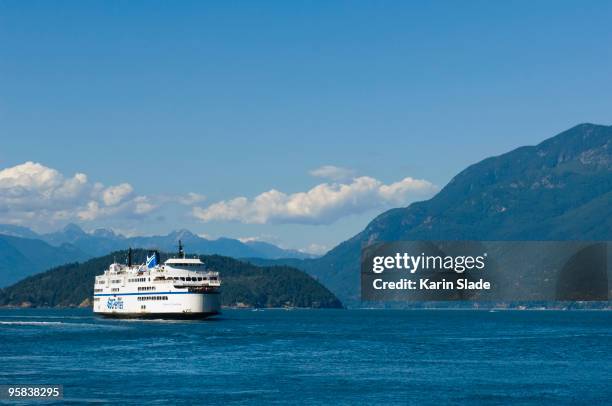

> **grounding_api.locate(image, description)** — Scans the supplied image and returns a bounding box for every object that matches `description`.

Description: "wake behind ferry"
[93,241,220,319]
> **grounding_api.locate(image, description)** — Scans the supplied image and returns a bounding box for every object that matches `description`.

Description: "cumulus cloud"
[0,162,88,209]
[0,161,154,228]
[192,175,437,225]
[76,195,155,221]
[309,165,355,181]
[102,183,133,206]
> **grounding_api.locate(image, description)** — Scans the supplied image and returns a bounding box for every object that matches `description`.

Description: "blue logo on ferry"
[107,298,124,310]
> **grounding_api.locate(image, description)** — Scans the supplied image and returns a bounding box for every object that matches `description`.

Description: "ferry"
[93,242,221,319]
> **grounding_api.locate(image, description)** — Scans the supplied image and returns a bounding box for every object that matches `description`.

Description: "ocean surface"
[0,308,610,405]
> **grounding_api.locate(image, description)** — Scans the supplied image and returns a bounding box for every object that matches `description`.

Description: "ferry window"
[180,277,185,281]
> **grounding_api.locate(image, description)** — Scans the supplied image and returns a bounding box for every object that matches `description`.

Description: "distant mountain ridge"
[250,123,612,306]
[0,225,315,287]
[0,223,315,259]
[0,235,89,287]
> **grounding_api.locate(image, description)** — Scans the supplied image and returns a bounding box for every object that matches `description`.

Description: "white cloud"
[0,162,89,208]
[133,196,155,214]
[76,195,155,221]
[192,175,437,225]
[0,161,155,228]
[102,183,133,206]
[309,165,355,181]
[77,201,102,221]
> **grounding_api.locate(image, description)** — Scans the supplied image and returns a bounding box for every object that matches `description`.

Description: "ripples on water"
[0,308,610,405]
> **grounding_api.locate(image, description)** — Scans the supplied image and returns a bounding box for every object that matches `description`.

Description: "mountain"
[0,250,342,309]
[0,235,89,287]
[249,123,612,306]
[0,225,317,287]
[243,240,312,259]
[0,225,316,287]
[0,224,40,239]
[37,225,315,260]
[0,225,314,287]
[42,224,127,258]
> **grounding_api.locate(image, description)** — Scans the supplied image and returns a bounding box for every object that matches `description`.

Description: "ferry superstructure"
[93,242,220,319]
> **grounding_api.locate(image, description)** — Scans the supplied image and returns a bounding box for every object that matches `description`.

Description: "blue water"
[0,308,610,405]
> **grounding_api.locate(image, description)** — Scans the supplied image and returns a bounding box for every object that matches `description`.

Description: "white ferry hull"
[94,292,220,319]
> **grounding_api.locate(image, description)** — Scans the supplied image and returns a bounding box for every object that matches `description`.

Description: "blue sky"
[1,1,611,253]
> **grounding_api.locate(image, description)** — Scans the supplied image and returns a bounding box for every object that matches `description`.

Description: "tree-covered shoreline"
[0,249,342,309]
